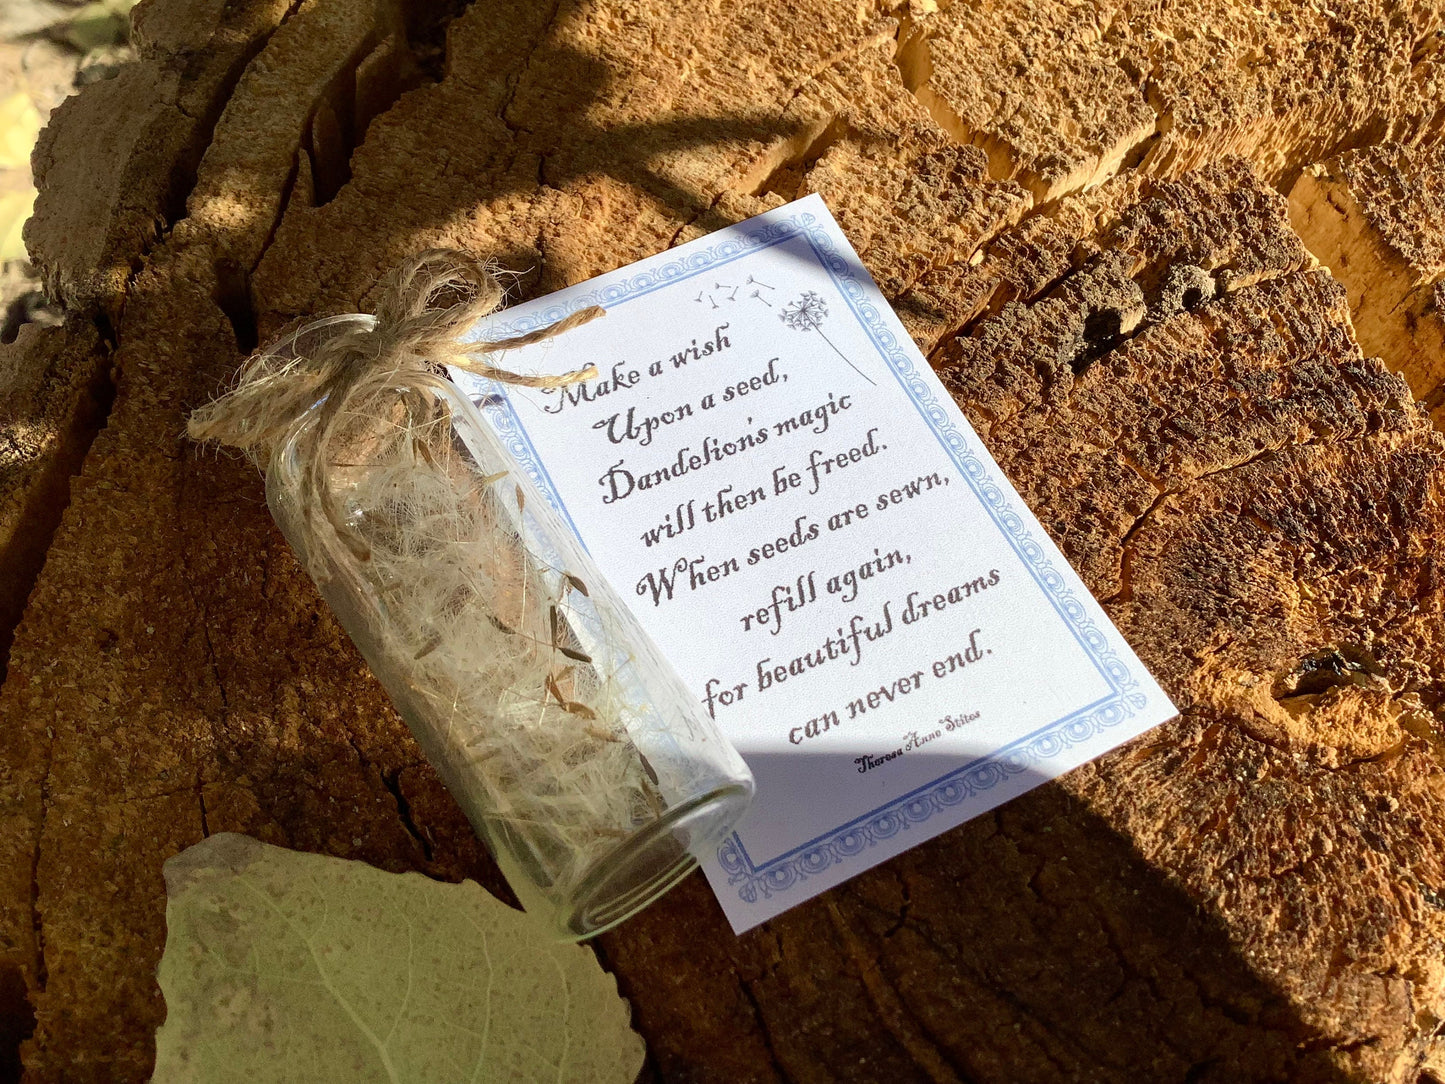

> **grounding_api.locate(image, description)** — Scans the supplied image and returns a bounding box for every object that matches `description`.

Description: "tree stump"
[2,1,1445,1080]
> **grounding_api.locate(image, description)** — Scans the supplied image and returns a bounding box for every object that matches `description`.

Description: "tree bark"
[2,0,1445,1080]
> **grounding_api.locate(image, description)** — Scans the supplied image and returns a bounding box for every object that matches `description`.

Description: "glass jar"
[263,316,754,939]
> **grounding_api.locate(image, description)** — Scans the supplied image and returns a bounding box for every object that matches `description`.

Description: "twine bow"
[187,249,602,554]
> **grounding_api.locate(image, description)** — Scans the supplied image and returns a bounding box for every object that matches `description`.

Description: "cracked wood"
[1,0,1445,1081]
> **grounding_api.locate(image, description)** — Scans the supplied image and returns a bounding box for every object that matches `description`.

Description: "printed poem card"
[453,195,1177,932]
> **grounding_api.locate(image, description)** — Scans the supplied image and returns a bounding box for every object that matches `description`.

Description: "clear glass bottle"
[264,316,754,939]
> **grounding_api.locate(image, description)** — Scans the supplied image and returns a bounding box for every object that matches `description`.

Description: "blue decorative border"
[469,207,1144,905]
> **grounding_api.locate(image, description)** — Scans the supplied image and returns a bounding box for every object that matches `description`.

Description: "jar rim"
[558,782,753,940]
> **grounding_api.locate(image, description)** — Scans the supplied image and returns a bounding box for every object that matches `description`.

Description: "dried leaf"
[0,93,41,171]
[153,834,646,1083]
[0,1,73,39]
[0,189,34,264]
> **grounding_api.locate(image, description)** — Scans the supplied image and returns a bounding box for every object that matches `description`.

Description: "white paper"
[451,195,1177,932]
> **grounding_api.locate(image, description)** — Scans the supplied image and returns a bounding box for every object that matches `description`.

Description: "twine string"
[187,249,603,554]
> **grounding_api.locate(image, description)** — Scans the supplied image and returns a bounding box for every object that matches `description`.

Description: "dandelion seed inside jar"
[193,263,754,940]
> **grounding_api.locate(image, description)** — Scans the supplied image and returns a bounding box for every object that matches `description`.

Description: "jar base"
[559,783,752,940]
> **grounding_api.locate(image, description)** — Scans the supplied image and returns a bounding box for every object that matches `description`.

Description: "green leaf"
[64,0,138,52]
[153,834,646,1083]
[0,93,41,171]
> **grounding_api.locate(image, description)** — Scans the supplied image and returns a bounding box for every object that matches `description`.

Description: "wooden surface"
[3,0,1445,1080]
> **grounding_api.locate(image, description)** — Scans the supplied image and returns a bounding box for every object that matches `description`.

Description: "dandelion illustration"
[778,291,874,385]
[778,291,826,331]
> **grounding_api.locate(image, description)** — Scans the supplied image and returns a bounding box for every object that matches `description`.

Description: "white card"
[452,194,1176,932]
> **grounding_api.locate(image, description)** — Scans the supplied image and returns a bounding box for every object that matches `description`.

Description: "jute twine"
[187,249,602,553]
